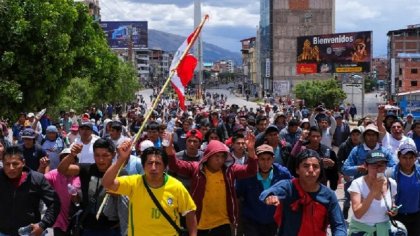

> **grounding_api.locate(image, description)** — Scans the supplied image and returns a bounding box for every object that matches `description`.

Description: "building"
[225,60,235,73]
[100,21,150,83]
[396,58,420,92]
[203,62,214,71]
[213,60,235,74]
[372,58,388,91]
[135,49,151,83]
[112,48,151,83]
[387,25,420,95]
[149,49,171,84]
[259,0,335,96]
[74,0,101,22]
[241,37,259,95]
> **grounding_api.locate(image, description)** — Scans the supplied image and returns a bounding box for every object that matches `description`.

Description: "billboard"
[100,21,148,48]
[296,31,372,74]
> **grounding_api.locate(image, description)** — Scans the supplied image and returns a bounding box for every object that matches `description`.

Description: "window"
[398,80,402,87]
[411,81,418,86]
[411,68,418,74]
[399,68,402,75]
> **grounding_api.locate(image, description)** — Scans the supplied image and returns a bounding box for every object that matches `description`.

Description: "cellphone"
[376,173,385,179]
[391,204,402,212]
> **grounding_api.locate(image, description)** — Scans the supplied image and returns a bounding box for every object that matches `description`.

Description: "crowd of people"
[0,95,419,236]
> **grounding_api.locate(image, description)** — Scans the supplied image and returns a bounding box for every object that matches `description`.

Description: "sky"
[100,0,420,57]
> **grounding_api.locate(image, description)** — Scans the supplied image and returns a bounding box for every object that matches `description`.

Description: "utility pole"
[361,74,365,119]
[194,0,203,102]
[127,25,134,66]
[125,25,134,113]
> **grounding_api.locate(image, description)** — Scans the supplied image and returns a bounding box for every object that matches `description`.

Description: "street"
[343,89,386,119]
[43,88,358,235]
[138,88,261,111]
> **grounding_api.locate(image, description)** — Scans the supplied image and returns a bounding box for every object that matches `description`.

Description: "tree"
[52,77,97,115]
[218,72,235,83]
[52,60,139,116]
[294,79,347,109]
[0,0,139,117]
[364,77,376,93]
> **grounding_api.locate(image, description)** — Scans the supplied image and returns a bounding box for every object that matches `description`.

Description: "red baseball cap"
[186,129,203,142]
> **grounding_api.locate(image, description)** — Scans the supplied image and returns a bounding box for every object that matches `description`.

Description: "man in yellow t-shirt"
[103,141,197,236]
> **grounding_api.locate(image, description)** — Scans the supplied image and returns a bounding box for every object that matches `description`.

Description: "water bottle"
[18,225,33,236]
[162,131,171,147]
[67,183,80,207]
[67,183,77,195]
[131,147,137,156]
[18,225,48,236]
[325,148,330,158]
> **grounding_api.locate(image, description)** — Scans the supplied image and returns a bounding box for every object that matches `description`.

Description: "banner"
[296,31,372,74]
[100,21,148,49]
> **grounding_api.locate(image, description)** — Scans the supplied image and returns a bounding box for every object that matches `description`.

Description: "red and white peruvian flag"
[170,29,200,110]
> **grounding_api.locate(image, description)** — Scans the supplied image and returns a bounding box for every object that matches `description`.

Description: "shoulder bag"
[142,175,188,236]
[383,178,408,236]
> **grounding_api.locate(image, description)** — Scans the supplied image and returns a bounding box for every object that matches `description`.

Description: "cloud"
[124,0,190,7]
[335,1,380,30]
[202,5,259,28]
[123,0,255,8]
[335,0,420,56]
[203,25,257,52]
[100,1,194,34]
[100,0,420,56]
[100,0,259,52]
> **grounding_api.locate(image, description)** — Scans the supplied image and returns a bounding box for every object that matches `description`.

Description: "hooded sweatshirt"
[168,140,258,227]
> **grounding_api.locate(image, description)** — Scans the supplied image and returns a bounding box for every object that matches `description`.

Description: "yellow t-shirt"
[114,174,196,236]
[198,167,230,229]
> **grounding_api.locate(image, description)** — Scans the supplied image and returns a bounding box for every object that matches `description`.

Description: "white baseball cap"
[140,140,154,152]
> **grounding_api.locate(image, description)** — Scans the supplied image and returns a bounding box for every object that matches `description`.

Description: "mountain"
[148,29,242,64]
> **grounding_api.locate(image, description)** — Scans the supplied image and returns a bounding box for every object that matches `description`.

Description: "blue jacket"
[342,144,396,178]
[259,179,347,236]
[236,163,292,224]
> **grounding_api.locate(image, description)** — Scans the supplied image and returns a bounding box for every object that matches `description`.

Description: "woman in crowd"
[348,150,398,235]
[201,128,221,151]
[300,118,311,131]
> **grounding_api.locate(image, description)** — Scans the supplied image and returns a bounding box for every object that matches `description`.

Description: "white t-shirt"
[348,176,397,226]
[321,127,334,148]
[111,135,129,148]
[382,132,416,163]
[73,135,99,164]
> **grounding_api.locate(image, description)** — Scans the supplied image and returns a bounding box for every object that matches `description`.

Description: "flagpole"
[96,14,209,220]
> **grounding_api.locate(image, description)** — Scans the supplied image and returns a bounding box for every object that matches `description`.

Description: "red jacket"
[168,140,258,227]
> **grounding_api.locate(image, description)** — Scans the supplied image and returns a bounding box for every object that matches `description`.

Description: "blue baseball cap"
[21,128,35,139]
